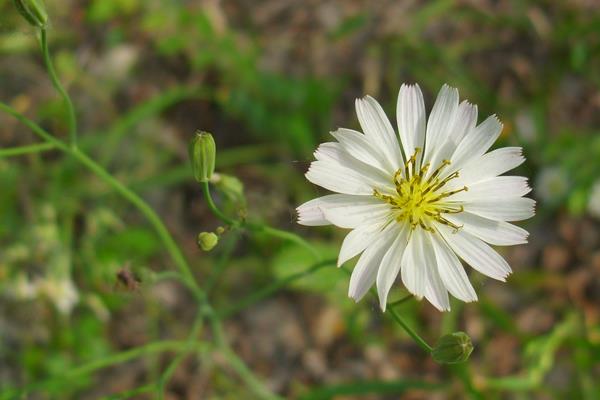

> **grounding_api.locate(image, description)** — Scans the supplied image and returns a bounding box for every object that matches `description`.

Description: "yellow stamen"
[375,149,466,233]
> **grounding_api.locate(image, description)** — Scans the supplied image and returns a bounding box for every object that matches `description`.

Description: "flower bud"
[211,173,245,205]
[197,232,218,251]
[431,332,473,364]
[13,0,48,28]
[189,131,215,183]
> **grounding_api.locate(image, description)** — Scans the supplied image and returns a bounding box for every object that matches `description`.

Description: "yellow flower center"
[374,148,467,232]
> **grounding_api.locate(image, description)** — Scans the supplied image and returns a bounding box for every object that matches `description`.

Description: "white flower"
[297,84,535,312]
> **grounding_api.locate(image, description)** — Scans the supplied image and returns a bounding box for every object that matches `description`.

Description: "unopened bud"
[431,332,473,364]
[189,131,215,183]
[13,0,47,28]
[215,226,226,235]
[197,232,218,251]
[211,173,245,204]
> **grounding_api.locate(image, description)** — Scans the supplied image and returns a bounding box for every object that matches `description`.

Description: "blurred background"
[1,0,600,398]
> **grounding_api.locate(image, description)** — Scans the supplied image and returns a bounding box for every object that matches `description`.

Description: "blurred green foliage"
[1,0,600,398]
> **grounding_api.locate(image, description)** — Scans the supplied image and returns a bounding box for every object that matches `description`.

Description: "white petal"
[376,224,410,311]
[396,84,426,162]
[400,229,427,299]
[450,115,503,172]
[296,197,330,226]
[306,161,372,195]
[297,194,385,226]
[348,224,398,302]
[426,101,477,179]
[423,84,459,165]
[323,202,390,229]
[430,232,478,302]
[437,224,512,281]
[449,176,531,202]
[456,147,525,185]
[422,234,451,311]
[313,142,393,189]
[338,221,390,267]
[444,212,529,246]
[355,96,403,170]
[464,197,536,221]
[331,128,395,174]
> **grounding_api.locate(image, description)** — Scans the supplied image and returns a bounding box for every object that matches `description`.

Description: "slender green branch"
[202,181,237,225]
[0,103,279,400]
[39,28,77,148]
[388,307,433,353]
[250,223,321,260]
[19,340,206,396]
[208,314,284,400]
[0,142,56,157]
[219,258,337,318]
[387,294,414,308]
[339,266,432,353]
[157,312,205,399]
[201,181,320,260]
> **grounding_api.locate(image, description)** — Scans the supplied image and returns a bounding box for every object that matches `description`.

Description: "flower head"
[298,84,535,311]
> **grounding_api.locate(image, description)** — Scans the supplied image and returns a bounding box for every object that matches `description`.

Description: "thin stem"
[39,28,77,148]
[219,258,337,318]
[0,142,56,157]
[201,181,320,260]
[0,103,279,400]
[19,340,205,395]
[208,314,284,400]
[388,307,433,353]
[250,223,321,260]
[157,312,205,399]
[201,181,237,225]
[387,294,414,308]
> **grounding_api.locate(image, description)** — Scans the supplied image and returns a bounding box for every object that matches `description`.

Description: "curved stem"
[40,28,78,148]
[388,307,433,353]
[387,294,413,308]
[201,181,320,260]
[0,103,279,400]
[201,181,237,225]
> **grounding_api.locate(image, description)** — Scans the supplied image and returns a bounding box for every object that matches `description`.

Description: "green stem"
[388,307,433,353]
[0,103,278,400]
[220,258,337,318]
[157,312,205,399]
[208,314,284,400]
[0,142,56,157]
[39,28,77,148]
[19,340,205,395]
[387,294,413,308]
[201,180,237,225]
[201,181,320,260]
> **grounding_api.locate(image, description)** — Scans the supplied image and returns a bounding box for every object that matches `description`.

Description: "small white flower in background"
[588,181,600,219]
[37,277,80,315]
[298,84,535,311]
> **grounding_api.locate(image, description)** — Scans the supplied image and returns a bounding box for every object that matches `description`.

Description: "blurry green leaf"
[271,242,340,293]
[97,227,160,262]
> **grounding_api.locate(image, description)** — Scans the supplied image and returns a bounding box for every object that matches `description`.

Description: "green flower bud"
[215,226,226,235]
[431,332,473,364]
[212,173,245,205]
[197,232,218,251]
[13,0,48,28]
[189,131,216,183]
